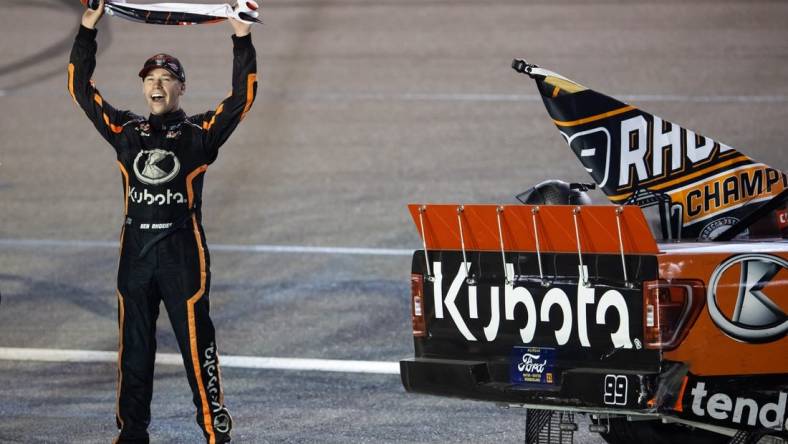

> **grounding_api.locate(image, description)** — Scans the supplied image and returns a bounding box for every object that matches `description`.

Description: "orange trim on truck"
[409,204,658,254]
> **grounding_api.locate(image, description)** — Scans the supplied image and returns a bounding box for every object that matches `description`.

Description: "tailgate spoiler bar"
[409,204,658,286]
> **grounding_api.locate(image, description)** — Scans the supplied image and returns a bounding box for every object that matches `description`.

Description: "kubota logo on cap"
[133,149,180,185]
[708,254,788,343]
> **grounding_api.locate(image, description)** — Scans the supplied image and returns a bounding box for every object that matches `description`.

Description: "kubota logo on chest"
[133,149,180,185]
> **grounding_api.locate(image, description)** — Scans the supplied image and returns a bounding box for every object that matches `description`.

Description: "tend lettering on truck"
[689,382,787,432]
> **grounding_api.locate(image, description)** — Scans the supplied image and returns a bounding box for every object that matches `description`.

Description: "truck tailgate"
[401,204,663,412]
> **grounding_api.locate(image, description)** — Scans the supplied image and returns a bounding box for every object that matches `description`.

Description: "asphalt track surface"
[1,0,787,442]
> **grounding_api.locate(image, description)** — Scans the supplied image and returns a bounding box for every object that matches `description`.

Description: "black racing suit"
[68,25,257,444]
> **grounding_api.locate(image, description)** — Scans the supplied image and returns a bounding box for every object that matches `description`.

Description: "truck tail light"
[411,273,427,337]
[643,279,705,350]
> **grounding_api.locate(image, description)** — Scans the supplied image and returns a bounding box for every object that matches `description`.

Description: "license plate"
[510,346,556,385]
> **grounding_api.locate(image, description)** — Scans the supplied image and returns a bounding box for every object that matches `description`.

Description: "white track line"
[3,89,785,103]
[0,347,400,375]
[289,92,788,104]
[0,238,412,256]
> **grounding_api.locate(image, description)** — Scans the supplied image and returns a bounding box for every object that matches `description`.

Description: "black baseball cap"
[138,53,186,83]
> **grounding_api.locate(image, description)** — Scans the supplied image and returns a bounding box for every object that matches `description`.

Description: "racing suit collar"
[148,108,186,129]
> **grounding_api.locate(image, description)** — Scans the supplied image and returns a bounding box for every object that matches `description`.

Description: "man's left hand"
[229,17,252,37]
[229,1,257,36]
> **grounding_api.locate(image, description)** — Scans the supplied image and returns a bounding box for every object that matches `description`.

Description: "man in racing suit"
[68,2,256,442]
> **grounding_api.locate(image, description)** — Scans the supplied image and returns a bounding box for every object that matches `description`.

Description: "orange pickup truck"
[400,61,787,444]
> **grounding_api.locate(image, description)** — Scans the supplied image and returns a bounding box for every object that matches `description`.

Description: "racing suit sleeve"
[68,25,135,149]
[197,33,258,163]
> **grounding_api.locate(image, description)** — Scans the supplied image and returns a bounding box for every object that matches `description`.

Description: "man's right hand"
[82,0,105,29]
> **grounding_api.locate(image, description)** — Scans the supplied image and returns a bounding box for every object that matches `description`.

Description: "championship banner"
[513,60,787,241]
[80,0,261,25]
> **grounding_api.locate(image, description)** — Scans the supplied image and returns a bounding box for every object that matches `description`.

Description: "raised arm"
[196,18,258,163]
[68,0,135,149]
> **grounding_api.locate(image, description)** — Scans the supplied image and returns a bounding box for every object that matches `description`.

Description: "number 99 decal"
[604,374,628,406]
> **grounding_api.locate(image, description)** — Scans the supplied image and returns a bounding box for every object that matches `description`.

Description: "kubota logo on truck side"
[431,262,634,348]
[708,254,788,343]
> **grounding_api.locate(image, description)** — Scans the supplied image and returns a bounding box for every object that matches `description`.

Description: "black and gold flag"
[514,60,787,240]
